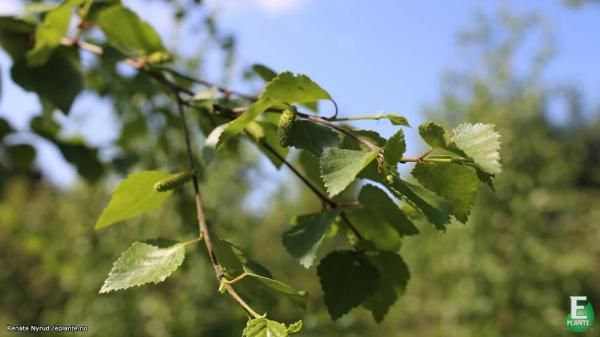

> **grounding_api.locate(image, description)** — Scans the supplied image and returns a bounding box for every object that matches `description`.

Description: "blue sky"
[1,0,599,188]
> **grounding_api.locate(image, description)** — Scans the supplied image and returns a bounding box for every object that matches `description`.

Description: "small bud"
[154,170,195,192]
[277,108,297,147]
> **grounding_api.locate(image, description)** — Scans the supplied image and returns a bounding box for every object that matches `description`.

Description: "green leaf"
[418,121,451,149]
[95,171,173,229]
[0,17,35,60]
[282,210,341,268]
[317,250,379,319]
[296,150,327,194]
[12,48,82,113]
[418,122,501,175]
[251,64,277,82]
[99,239,185,293]
[243,270,308,311]
[6,143,36,170]
[357,184,419,236]
[452,123,501,175]
[287,321,302,334]
[387,177,451,231]
[217,72,331,147]
[345,207,402,252]
[363,251,410,322]
[254,119,289,169]
[59,141,104,182]
[243,317,288,337]
[27,3,72,66]
[98,5,167,57]
[320,148,379,197]
[387,114,410,126]
[0,118,13,140]
[412,162,480,223]
[383,129,406,166]
[288,120,340,157]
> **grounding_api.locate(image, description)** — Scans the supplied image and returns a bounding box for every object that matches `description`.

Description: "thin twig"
[174,94,261,319]
[156,66,258,101]
[258,141,364,240]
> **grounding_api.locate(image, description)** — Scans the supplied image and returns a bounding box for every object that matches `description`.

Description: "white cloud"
[0,0,21,15]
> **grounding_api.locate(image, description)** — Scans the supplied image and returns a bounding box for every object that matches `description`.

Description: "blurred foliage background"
[1,1,599,336]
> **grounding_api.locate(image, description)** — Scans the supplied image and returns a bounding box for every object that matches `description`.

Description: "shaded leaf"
[317,250,379,319]
[27,3,72,66]
[383,129,406,166]
[7,143,36,170]
[251,64,277,82]
[320,148,379,197]
[95,171,173,229]
[98,5,167,57]
[412,162,480,223]
[243,270,308,311]
[358,184,419,236]
[282,210,341,268]
[99,239,185,293]
[363,251,410,322]
[387,176,452,231]
[0,117,13,140]
[12,48,82,113]
[289,120,340,157]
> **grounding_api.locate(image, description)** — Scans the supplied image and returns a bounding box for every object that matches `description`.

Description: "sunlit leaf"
[99,239,185,293]
[95,171,173,229]
[320,148,379,197]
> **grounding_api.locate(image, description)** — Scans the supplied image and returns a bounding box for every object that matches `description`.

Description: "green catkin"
[277,108,297,147]
[154,170,195,192]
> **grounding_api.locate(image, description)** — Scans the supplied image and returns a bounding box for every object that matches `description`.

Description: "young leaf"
[243,317,290,337]
[288,120,340,157]
[217,72,331,147]
[281,210,341,268]
[387,114,410,126]
[452,123,501,175]
[287,321,303,334]
[99,239,185,293]
[363,251,410,322]
[320,148,379,197]
[95,171,173,230]
[317,250,379,320]
[412,162,480,223]
[383,129,406,166]
[98,5,167,57]
[27,2,72,66]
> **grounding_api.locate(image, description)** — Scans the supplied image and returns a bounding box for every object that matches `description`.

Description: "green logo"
[565,296,594,333]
